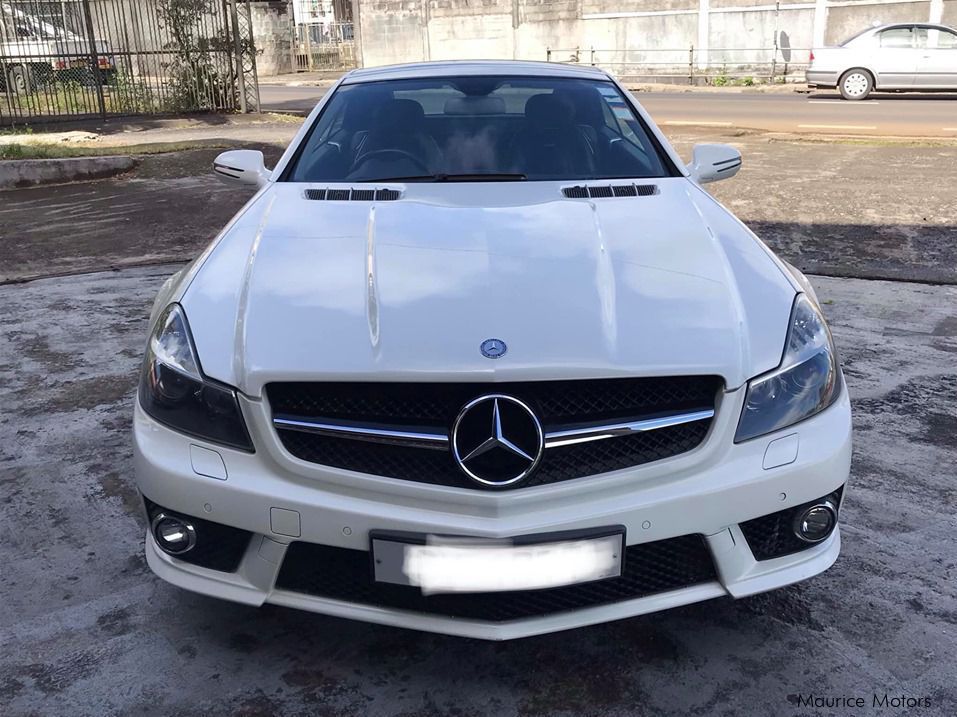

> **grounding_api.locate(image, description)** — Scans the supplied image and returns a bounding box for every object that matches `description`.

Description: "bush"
[110,72,159,114]
[158,0,235,112]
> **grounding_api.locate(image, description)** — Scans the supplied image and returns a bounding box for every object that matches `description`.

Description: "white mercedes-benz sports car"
[134,60,851,640]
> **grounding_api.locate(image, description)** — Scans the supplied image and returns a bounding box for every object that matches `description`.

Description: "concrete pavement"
[0,155,136,190]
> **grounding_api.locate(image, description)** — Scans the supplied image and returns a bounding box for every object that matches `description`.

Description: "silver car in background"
[807,23,957,100]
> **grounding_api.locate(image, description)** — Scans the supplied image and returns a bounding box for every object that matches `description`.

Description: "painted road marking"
[661,120,733,127]
[808,100,880,105]
[943,127,957,131]
[797,124,878,130]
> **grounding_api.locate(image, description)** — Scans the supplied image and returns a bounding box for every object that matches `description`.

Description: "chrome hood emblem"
[480,338,507,359]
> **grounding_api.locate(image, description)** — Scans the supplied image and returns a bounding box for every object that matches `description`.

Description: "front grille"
[267,376,720,490]
[739,486,844,561]
[274,534,718,622]
[277,420,710,489]
[143,497,253,573]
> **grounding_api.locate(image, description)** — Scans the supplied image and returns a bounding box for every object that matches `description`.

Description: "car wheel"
[839,69,872,100]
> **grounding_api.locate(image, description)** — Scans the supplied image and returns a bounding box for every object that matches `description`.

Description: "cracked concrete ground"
[0,134,955,716]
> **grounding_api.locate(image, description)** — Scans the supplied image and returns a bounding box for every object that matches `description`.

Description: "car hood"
[182,180,796,396]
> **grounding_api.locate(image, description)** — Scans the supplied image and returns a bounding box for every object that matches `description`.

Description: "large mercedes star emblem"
[451,394,544,486]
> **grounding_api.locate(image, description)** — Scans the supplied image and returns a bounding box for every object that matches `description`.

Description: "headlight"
[138,304,254,451]
[735,294,840,442]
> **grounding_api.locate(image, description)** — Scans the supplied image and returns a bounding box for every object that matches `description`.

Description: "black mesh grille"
[267,377,720,490]
[274,534,718,621]
[739,487,844,561]
[268,377,719,427]
[612,184,638,197]
[327,189,350,201]
[588,185,614,198]
[375,188,401,201]
[143,497,253,573]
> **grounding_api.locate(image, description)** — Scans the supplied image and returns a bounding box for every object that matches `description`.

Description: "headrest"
[443,96,506,115]
[524,93,574,125]
[558,87,604,125]
[374,99,426,130]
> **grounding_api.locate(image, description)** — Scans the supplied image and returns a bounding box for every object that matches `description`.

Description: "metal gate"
[293,21,355,71]
[0,0,259,125]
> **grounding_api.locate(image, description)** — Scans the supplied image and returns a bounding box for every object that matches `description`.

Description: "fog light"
[152,513,197,555]
[793,501,837,543]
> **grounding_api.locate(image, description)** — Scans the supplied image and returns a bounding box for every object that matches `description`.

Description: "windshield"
[283,76,674,183]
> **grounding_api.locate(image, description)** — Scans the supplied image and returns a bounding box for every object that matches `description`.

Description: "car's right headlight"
[138,304,254,451]
[735,293,841,442]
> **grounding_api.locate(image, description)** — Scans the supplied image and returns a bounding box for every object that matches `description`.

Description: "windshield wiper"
[359,173,527,183]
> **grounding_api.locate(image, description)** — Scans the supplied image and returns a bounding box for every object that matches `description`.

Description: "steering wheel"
[354,148,431,174]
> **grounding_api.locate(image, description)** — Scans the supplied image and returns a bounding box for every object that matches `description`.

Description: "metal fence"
[0,0,259,126]
[546,46,811,85]
[293,21,354,71]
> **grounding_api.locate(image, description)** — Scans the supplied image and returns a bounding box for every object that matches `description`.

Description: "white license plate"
[372,531,623,594]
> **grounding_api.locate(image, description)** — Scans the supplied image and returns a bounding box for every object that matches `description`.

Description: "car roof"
[342,60,610,85]
[866,22,956,32]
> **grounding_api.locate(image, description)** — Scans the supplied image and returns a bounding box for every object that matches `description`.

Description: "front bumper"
[134,383,852,640]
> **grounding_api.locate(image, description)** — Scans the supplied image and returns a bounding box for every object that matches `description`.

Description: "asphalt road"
[260,84,957,137]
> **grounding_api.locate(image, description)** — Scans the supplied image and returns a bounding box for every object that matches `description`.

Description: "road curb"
[0,155,137,190]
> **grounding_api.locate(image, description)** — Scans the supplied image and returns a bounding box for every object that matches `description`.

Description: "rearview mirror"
[690,144,742,184]
[213,149,271,188]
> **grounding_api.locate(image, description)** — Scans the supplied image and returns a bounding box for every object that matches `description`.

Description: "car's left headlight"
[735,293,841,442]
[138,304,254,451]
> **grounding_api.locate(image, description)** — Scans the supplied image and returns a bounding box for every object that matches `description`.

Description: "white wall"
[356,0,955,73]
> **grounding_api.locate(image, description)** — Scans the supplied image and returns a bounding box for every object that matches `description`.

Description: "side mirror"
[690,144,742,184]
[213,149,271,188]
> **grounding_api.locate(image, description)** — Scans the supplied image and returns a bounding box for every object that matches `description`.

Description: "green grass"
[0,125,35,136]
[0,139,240,160]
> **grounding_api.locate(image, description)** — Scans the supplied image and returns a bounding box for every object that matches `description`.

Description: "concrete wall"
[355,0,957,72]
[251,0,295,76]
[358,0,426,67]
[825,2,930,44]
[945,0,957,23]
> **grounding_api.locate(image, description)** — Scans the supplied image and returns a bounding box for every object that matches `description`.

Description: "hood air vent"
[305,188,402,202]
[563,184,658,199]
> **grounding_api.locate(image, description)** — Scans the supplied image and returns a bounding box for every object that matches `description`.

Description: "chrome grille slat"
[272,408,716,451]
[272,416,449,450]
[542,409,716,448]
